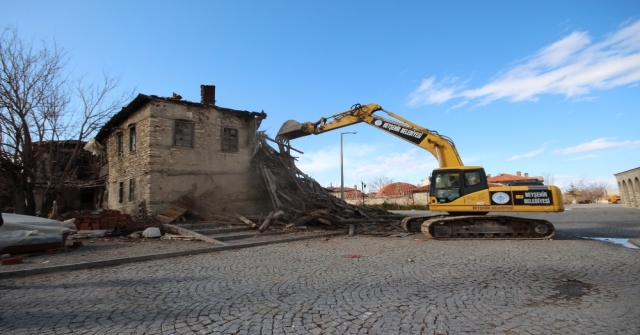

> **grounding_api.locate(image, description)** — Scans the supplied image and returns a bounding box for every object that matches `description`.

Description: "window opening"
[222,128,238,152]
[117,133,124,156]
[118,182,124,203]
[464,171,481,186]
[129,126,136,152]
[129,179,135,202]
[174,121,193,147]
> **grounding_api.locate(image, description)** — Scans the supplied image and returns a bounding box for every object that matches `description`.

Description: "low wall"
[345,194,429,206]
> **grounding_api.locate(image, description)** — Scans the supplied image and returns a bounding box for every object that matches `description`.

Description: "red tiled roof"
[411,185,430,193]
[375,182,417,197]
[487,173,538,183]
[343,190,365,199]
[329,187,364,199]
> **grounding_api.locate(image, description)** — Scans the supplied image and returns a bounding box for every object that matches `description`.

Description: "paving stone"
[1,207,639,334]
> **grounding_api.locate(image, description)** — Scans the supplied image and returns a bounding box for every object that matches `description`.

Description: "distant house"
[410,184,430,205]
[328,185,365,200]
[93,85,271,218]
[487,171,542,186]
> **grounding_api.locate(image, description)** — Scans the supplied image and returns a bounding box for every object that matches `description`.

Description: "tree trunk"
[11,171,38,215]
[40,191,55,219]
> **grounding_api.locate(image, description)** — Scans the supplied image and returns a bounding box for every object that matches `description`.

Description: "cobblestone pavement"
[0,229,327,274]
[0,206,639,334]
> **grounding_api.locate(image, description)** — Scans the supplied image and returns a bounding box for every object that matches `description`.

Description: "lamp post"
[361,181,366,206]
[340,131,356,200]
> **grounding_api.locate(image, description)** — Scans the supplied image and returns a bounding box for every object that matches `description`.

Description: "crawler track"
[401,214,555,240]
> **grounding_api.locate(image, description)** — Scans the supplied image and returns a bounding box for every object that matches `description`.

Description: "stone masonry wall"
[615,167,640,208]
[146,100,270,216]
[105,105,151,215]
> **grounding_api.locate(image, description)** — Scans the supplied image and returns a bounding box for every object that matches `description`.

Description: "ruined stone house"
[23,140,98,214]
[93,85,272,218]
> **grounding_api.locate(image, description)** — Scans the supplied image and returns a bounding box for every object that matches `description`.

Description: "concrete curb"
[0,231,343,279]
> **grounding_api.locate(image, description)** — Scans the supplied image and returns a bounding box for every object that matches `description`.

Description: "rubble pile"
[222,133,406,235]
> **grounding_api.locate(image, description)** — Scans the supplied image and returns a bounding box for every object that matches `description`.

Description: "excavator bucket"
[276,120,311,141]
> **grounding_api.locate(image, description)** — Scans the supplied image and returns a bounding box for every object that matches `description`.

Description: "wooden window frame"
[117,132,124,156]
[129,178,135,202]
[129,125,136,152]
[173,120,194,147]
[222,127,238,152]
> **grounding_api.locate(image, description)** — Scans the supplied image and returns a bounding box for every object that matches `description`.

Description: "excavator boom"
[277,103,463,168]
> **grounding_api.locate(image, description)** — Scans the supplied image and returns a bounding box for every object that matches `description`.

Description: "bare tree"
[0,27,133,216]
[0,27,68,214]
[580,180,608,202]
[564,183,581,204]
[563,177,608,203]
[368,176,394,193]
[540,172,556,186]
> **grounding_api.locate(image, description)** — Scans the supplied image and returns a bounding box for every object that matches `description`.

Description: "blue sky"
[3,1,639,191]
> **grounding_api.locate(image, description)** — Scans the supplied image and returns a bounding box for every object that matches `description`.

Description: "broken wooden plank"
[155,203,189,224]
[258,210,284,233]
[316,218,332,226]
[235,213,257,229]
[163,223,228,246]
[260,164,283,209]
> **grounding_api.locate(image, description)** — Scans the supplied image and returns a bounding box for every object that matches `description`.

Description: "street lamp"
[340,131,357,200]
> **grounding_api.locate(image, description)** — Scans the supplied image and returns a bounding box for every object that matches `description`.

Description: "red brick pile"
[58,210,133,231]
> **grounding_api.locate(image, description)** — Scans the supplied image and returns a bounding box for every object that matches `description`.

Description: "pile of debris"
[57,209,161,233]
[164,133,407,235]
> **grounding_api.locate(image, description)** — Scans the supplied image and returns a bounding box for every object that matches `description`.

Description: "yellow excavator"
[276,103,564,239]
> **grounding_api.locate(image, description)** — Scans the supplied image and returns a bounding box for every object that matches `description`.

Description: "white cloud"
[555,137,640,154]
[507,147,546,161]
[446,100,468,113]
[507,142,554,161]
[407,77,466,105]
[407,19,640,107]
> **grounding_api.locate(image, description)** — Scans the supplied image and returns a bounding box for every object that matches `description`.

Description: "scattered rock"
[142,227,161,238]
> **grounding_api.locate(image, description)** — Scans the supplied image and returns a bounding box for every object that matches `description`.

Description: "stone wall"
[615,167,640,208]
[344,193,429,207]
[105,104,151,216]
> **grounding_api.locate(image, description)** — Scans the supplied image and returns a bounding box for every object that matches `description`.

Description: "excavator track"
[401,215,555,240]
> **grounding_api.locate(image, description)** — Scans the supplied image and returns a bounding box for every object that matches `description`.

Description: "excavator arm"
[277,103,464,168]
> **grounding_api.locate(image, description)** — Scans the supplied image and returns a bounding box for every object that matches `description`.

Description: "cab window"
[433,172,461,203]
[465,171,481,186]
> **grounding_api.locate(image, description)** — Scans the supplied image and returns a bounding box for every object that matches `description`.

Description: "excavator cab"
[430,167,489,204]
